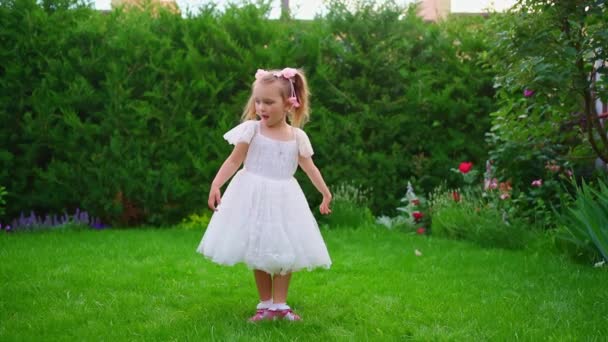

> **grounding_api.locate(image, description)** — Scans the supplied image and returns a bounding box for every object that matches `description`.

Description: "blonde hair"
[241,68,311,128]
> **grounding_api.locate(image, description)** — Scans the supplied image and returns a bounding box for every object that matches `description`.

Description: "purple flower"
[81,211,89,224]
[524,89,535,97]
[7,208,106,231]
[531,179,543,187]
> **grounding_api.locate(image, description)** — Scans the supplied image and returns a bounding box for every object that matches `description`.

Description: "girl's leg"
[253,270,272,301]
[271,273,301,320]
[249,270,274,322]
[272,273,292,303]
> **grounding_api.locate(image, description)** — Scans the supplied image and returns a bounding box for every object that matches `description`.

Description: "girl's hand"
[208,186,222,211]
[319,194,332,215]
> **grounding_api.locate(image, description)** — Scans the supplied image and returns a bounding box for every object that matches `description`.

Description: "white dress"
[196,120,332,275]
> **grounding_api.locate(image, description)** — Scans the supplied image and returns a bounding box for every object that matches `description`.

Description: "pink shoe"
[248,308,272,322]
[274,309,302,321]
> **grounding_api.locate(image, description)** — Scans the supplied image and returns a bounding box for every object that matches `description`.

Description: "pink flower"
[459,162,473,174]
[524,89,535,97]
[411,199,420,206]
[412,211,424,222]
[484,178,498,190]
[500,193,510,200]
[280,67,298,79]
[565,169,573,178]
[531,179,543,187]
[416,227,426,235]
[545,161,561,173]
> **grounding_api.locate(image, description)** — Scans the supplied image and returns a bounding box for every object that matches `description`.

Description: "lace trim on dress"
[295,128,314,158]
[223,120,258,145]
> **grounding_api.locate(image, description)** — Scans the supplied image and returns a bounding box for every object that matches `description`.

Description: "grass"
[1,225,607,341]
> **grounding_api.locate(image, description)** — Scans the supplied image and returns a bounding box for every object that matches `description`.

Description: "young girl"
[196,67,332,322]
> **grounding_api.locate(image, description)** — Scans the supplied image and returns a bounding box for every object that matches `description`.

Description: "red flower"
[452,191,461,202]
[458,162,473,174]
[411,199,420,206]
[412,211,424,222]
[416,227,426,235]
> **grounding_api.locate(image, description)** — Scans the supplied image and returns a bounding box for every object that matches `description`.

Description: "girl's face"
[253,81,291,127]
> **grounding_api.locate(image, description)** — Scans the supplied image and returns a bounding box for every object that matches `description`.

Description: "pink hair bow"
[255,69,269,80]
[255,67,298,80]
[254,68,301,108]
[288,96,300,108]
[279,67,298,79]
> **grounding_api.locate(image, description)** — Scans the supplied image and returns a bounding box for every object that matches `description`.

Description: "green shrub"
[484,0,608,192]
[177,211,211,231]
[0,185,6,218]
[306,1,495,214]
[319,182,374,228]
[555,178,608,264]
[0,0,283,226]
[0,0,497,225]
[430,188,529,249]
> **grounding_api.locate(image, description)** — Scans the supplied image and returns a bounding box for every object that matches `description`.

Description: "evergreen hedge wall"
[0,0,495,226]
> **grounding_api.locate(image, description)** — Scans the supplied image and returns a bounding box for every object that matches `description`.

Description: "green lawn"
[1,226,606,341]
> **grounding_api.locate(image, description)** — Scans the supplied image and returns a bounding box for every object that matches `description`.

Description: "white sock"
[257,299,273,310]
[270,302,290,311]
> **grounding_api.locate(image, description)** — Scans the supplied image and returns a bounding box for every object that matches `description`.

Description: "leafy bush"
[308,1,495,214]
[0,0,497,225]
[428,161,532,249]
[177,211,211,230]
[555,178,608,264]
[319,182,374,228]
[484,0,608,192]
[430,187,529,250]
[450,156,571,230]
[0,185,6,218]
[0,0,279,226]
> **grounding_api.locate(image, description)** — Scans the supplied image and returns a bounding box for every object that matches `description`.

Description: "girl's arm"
[208,143,249,211]
[298,156,332,215]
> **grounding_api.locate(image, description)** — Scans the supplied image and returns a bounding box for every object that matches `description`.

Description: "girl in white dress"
[196,67,332,322]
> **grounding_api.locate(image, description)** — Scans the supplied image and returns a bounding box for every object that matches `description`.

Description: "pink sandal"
[248,308,273,322]
[274,309,302,321]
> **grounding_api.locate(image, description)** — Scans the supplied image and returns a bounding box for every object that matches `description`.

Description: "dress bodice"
[222,120,315,181]
[244,132,299,180]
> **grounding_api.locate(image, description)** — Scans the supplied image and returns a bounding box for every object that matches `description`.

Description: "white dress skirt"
[196,120,332,275]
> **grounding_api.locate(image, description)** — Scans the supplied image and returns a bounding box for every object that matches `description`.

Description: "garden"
[1,0,607,340]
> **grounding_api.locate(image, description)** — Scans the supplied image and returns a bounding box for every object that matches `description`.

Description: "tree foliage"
[486,0,608,180]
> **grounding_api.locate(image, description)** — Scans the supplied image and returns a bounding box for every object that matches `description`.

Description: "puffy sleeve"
[296,128,314,158]
[223,120,257,145]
